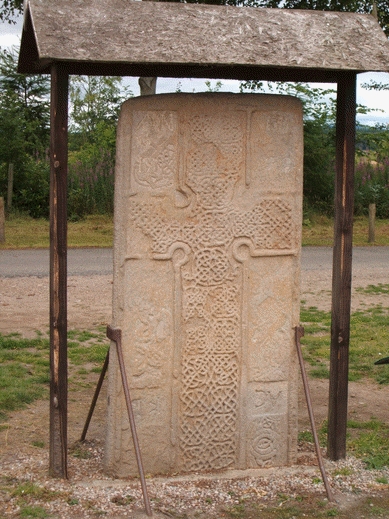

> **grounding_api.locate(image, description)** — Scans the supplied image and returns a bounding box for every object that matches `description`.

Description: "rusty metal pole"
[80,350,109,442]
[106,326,152,516]
[295,327,335,503]
[49,63,69,478]
[327,72,356,461]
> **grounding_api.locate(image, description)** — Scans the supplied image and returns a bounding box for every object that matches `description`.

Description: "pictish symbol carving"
[132,111,177,190]
[249,416,282,467]
[127,110,295,470]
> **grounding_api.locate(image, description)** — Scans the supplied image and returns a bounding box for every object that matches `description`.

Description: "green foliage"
[0,47,51,217]
[0,156,50,218]
[240,81,338,215]
[332,467,354,477]
[70,442,92,459]
[0,0,23,22]
[357,123,389,161]
[68,146,115,219]
[205,80,223,92]
[0,50,131,219]
[70,76,127,139]
[254,0,389,36]
[0,47,50,159]
[67,76,132,219]
[303,120,335,215]
[354,158,389,218]
[32,440,45,448]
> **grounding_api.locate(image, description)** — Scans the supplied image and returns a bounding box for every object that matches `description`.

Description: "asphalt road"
[0,246,388,278]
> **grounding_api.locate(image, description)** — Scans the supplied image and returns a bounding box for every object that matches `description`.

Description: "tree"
[0,46,50,217]
[69,76,130,143]
[241,81,338,214]
[0,46,50,160]
[0,0,22,23]
[67,75,132,218]
[253,0,389,35]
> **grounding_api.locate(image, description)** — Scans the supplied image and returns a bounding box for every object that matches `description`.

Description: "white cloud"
[0,15,22,49]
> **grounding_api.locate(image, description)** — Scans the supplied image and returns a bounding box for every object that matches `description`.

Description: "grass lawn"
[0,214,113,249]
[1,214,388,249]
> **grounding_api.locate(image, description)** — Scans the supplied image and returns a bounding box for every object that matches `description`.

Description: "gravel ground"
[1,440,389,518]
[1,253,389,518]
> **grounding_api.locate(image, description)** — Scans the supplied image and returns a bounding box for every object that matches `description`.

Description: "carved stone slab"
[105,93,303,476]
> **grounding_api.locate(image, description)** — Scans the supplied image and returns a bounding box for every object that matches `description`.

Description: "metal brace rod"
[295,326,336,503]
[80,350,109,442]
[107,325,152,517]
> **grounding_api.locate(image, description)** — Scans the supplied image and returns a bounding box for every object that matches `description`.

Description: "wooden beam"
[49,63,69,478]
[33,60,350,84]
[327,72,356,461]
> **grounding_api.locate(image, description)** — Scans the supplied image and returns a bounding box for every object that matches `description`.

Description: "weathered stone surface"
[105,93,303,477]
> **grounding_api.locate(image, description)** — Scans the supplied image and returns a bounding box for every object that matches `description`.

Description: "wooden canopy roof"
[18,0,389,82]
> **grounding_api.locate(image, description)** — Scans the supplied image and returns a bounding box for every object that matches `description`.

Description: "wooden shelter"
[18,0,389,478]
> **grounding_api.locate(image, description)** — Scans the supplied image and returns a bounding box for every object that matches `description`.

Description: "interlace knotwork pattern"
[126,109,294,470]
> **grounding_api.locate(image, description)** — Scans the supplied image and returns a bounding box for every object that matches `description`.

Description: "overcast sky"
[2,13,389,124]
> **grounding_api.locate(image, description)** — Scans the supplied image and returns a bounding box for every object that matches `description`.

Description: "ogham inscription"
[106,93,303,476]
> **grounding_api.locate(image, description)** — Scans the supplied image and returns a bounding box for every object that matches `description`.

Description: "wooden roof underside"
[18,0,389,81]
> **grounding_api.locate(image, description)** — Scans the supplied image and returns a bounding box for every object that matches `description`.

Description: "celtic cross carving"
[126,112,295,471]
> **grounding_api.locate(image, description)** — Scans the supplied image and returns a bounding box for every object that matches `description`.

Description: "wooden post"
[0,197,5,242]
[368,203,376,243]
[327,73,356,460]
[7,164,13,211]
[49,63,69,478]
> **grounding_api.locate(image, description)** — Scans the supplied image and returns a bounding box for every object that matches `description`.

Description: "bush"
[355,159,389,218]
[303,120,335,216]
[0,156,50,219]
[68,147,115,220]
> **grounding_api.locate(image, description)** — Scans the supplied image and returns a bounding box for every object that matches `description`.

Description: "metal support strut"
[295,326,335,503]
[106,325,153,517]
[80,350,109,443]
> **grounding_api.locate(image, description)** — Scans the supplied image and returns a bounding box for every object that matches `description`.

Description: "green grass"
[19,505,48,518]
[0,480,67,519]
[10,482,57,499]
[347,419,389,469]
[1,213,388,249]
[298,430,314,443]
[356,283,389,295]
[299,303,389,471]
[0,213,113,249]
[300,305,389,385]
[0,334,50,420]
[332,467,354,477]
[0,329,109,422]
[222,494,389,518]
[302,215,389,247]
